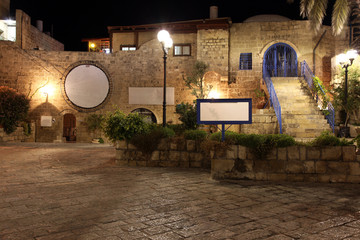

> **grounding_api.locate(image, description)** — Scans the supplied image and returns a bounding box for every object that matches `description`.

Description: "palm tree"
[288,0,360,48]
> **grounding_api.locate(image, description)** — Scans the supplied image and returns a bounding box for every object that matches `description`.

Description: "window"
[174,44,191,56]
[121,45,137,51]
[239,53,252,70]
[131,108,157,124]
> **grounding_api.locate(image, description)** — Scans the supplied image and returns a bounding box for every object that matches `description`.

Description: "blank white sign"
[200,102,250,121]
[129,87,174,105]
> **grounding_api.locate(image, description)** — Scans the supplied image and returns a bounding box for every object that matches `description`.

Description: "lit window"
[121,45,137,51]
[174,44,191,56]
[239,53,252,70]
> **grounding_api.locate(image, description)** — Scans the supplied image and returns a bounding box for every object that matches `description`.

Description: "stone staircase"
[271,77,331,138]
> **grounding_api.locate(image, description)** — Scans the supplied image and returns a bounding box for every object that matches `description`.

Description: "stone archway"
[263,42,298,77]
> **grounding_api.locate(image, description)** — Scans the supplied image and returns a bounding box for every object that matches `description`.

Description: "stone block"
[158,139,168,151]
[186,140,196,151]
[269,159,285,173]
[316,161,328,174]
[170,143,177,150]
[287,146,300,160]
[253,160,269,172]
[286,160,304,174]
[151,151,160,161]
[127,143,137,150]
[254,172,268,181]
[136,160,147,167]
[304,161,315,174]
[238,146,247,160]
[179,161,190,168]
[277,148,287,161]
[321,146,342,161]
[327,162,349,175]
[226,145,238,159]
[211,159,235,173]
[317,174,331,183]
[346,175,360,183]
[159,151,169,161]
[180,151,189,162]
[115,159,128,166]
[342,146,356,162]
[349,162,360,176]
[265,148,277,161]
[307,147,320,160]
[169,151,181,161]
[115,149,126,160]
[268,173,287,181]
[286,174,305,182]
[300,146,307,161]
[329,174,347,183]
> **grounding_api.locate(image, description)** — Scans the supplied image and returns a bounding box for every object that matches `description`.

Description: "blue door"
[263,43,298,77]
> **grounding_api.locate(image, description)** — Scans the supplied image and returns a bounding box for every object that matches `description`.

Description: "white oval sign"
[65,65,109,108]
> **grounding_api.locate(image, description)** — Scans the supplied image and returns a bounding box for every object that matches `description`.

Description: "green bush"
[85,114,104,132]
[311,131,352,146]
[184,129,208,141]
[0,86,30,134]
[175,103,198,130]
[130,126,175,155]
[167,124,186,136]
[103,109,148,142]
[209,131,240,144]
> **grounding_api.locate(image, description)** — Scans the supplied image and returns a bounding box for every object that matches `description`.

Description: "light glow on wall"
[40,84,55,97]
[0,19,16,41]
[208,89,221,99]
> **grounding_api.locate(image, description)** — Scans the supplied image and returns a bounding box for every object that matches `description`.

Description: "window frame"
[239,53,252,70]
[120,45,137,51]
[173,44,191,56]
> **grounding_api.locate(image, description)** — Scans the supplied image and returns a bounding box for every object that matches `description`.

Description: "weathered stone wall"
[15,10,64,51]
[0,0,10,19]
[0,122,35,142]
[212,145,360,183]
[115,139,210,168]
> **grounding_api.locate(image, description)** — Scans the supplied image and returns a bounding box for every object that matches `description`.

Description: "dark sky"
[9,0,332,51]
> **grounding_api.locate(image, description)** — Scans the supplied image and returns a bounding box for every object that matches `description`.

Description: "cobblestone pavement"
[1,143,360,240]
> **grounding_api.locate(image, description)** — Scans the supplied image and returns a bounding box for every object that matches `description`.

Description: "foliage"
[22,122,32,136]
[254,88,266,99]
[184,129,208,141]
[294,0,350,35]
[0,86,30,134]
[103,109,148,142]
[210,132,296,158]
[312,76,330,114]
[311,131,352,146]
[85,114,104,132]
[167,124,186,136]
[183,60,212,99]
[130,126,175,155]
[332,66,360,126]
[175,103,198,130]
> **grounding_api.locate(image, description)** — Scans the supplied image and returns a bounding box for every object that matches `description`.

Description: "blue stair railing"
[300,61,335,133]
[263,68,282,134]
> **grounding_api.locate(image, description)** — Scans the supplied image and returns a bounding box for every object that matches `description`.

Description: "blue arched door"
[263,43,298,77]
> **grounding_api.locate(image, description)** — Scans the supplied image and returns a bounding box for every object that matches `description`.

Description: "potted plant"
[254,88,267,109]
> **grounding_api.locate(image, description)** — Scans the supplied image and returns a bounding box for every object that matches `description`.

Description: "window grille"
[239,53,252,70]
[174,44,191,56]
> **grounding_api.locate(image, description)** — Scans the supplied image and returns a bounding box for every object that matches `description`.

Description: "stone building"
[0,7,350,142]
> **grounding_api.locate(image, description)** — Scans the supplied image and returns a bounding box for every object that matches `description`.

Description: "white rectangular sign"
[129,87,174,105]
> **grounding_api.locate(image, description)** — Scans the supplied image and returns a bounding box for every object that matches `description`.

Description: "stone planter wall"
[0,122,35,142]
[115,138,360,183]
[212,145,360,183]
[115,139,210,169]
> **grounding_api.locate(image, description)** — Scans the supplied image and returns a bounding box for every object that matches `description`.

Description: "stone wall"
[212,145,360,183]
[0,122,35,142]
[115,139,210,169]
[15,10,64,51]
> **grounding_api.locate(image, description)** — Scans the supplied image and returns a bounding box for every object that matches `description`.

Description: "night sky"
[9,0,334,51]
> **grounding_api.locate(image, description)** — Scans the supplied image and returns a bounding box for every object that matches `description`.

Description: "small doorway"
[263,43,298,77]
[63,114,76,142]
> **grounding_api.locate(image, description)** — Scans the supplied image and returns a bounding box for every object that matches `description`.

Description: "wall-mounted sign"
[40,116,52,127]
[129,87,174,105]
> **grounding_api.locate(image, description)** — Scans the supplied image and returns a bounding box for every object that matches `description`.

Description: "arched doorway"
[263,43,298,77]
[63,114,76,142]
[131,108,157,124]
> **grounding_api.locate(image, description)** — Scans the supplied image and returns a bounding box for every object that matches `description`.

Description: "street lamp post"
[157,30,173,127]
[338,49,358,127]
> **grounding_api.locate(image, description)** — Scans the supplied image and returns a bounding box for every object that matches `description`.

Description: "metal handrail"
[263,69,282,134]
[301,60,335,132]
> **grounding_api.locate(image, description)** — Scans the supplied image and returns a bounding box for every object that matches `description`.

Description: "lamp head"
[157,30,173,53]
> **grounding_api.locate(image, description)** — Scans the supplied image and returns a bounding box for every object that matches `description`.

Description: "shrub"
[85,114,104,132]
[311,131,352,146]
[0,86,30,134]
[175,103,198,130]
[103,109,148,142]
[130,126,175,155]
[209,131,240,144]
[167,124,186,136]
[184,129,207,141]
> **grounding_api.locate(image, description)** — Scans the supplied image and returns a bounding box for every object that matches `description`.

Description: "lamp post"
[338,49,358,127]
[157,30,173,127]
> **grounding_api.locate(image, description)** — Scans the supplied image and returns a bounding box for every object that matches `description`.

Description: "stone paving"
[1,143,360,240]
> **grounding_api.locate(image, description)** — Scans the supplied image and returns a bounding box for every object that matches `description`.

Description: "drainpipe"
[313,30,327,75]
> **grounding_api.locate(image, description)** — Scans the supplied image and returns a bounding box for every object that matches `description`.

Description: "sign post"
[197,98,252,141]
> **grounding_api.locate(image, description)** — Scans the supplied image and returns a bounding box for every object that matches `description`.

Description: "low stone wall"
[115,139,210,169]
[0,123,35,142]
[115,139,360,183]
[212,145,360,183]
